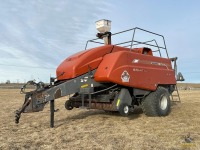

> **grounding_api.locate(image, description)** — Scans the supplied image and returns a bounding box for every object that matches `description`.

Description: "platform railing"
[85,27,169,58]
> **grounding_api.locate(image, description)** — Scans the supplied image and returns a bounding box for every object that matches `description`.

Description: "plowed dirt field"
[0,89,200,150]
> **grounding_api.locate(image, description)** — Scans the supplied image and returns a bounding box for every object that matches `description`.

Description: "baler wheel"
[119,103,129,116]
[65,100,74,110]
[141,86,171,116]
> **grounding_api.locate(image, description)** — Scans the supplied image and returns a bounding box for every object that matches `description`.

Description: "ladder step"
[171,84,181,102]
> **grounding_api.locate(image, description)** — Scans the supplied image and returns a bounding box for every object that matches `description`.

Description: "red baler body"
[56,45,176,91]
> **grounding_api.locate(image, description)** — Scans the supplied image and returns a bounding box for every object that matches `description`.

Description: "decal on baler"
[132,59,139,63]
[81,84,89,88]
[121,70,130,82]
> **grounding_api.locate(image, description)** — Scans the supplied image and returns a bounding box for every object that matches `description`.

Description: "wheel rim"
[124,106,129,114]
[160,95,168,110]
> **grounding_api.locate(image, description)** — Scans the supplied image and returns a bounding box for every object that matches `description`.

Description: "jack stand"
[88,94,91,109]
[79,93,86,109]
[81,94,84,107]
[50,100,54,128]
[80,94,86,108]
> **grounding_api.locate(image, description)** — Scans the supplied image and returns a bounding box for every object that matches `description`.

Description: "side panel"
[94,51,176,91]
[56,45,131,81]
[56,45,114,80]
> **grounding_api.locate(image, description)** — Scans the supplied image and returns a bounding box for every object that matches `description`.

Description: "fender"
[115,88,132,110]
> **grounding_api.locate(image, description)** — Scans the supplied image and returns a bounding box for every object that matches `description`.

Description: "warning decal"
[121,70,130,82]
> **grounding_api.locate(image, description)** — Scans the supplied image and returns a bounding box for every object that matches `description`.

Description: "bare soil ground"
[0,89,200,150]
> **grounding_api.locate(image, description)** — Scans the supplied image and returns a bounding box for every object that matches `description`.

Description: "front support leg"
[50,100,55,128]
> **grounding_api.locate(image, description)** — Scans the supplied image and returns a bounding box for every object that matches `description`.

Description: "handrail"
[118,39,162,57]
[115,40,165,49]
[84,27,169,58]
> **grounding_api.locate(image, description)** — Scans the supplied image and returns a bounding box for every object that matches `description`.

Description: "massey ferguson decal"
[121,70,130,82]
[132,59,139,63]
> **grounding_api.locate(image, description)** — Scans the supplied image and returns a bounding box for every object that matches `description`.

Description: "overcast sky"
[0,0,199,83]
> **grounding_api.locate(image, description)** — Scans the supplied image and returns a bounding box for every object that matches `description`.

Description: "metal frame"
[16,70,97,126]
[85,27,169,58]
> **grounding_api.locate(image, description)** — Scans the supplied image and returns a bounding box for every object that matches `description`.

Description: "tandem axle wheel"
[65,100,74,110]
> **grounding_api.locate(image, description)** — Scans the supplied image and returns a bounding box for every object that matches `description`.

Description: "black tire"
[141,86,171,116]
[119,103,130,116]
[65,100,74,110]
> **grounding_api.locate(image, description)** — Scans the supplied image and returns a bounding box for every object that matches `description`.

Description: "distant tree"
[6,80,10,84]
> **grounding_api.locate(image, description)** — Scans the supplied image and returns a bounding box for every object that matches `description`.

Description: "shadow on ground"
[56,107,143,127]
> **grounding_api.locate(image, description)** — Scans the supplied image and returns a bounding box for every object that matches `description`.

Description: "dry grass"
[0,89,200,150]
